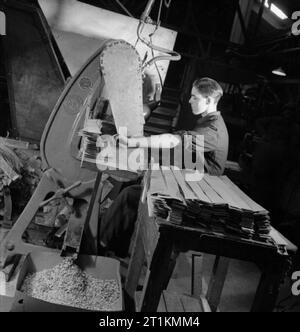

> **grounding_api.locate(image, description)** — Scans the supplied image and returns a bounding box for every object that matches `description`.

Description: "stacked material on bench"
[148,167,186,225]
[219,175,271,242]
[148,167,272,242]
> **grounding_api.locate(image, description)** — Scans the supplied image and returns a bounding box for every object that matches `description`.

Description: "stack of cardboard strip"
[148,167,186,224]
[148,167,272,242]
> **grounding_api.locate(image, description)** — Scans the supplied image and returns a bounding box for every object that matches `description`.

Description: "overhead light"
[270,4,288,20]
[259,1,288,20]
[272,67,287,76]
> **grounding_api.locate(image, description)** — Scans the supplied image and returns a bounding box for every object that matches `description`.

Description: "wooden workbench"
[125,199,297,312]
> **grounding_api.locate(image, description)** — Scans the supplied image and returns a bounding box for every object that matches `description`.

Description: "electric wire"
[135,0,181,73]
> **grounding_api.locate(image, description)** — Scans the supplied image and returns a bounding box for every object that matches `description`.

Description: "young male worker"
[99,77,229,258]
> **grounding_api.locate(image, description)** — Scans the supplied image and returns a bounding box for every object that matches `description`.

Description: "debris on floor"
[21,257,121,311]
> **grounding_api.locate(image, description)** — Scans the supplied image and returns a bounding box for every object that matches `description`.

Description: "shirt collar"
[196,111,220,125]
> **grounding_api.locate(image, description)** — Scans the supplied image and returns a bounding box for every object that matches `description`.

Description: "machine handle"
[39,181,82,208]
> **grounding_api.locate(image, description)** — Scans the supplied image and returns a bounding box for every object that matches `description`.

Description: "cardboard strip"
[204,175,251,211]
[220,176,268,213]
[170,167,197,200]
[186,180,212,203]
[269,227,288,247]
[161,167,183,201]
[198,176,226,205]
[149,168,168,195]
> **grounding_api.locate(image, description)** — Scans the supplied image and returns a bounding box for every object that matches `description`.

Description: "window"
[0,11,6,35]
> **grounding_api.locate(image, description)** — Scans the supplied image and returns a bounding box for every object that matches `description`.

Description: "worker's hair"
[193,77,223,104]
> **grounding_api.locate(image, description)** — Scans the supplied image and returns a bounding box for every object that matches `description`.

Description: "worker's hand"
[116,134,129,147]
[96,135,116,148]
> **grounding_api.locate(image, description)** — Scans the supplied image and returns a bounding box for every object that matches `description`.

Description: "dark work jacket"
[176,112,229,176]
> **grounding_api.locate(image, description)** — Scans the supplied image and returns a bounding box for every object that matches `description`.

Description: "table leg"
[191,253,204,297]
[206,256,230,312]
[139,235,179,312]
[251,258,288,312]
[125,219,145,299]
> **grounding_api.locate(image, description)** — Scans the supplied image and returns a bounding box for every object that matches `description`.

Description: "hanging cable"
[137,20,181,71]
[147,0,163,44]
[164,0,172,8]
[114,0,134,18]
[150,35,163,89]
[157,0,163,26]
[147,0,163,84]
[135,0,181,77]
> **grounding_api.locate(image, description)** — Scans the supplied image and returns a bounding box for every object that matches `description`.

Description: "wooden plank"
[170,168,197,200]
[180,294,203,312]
[162,291,184,312]
[198,178,226,205]
[204,175,251,210]
[220,176,267,213]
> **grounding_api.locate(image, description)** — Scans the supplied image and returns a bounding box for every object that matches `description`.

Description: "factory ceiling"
[5,0,300,80]
[77,1,300,79]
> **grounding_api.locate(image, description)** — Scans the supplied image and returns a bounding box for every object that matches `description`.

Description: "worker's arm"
[176,128,218,153]
[118,128,218,152]
[119,134,181,149]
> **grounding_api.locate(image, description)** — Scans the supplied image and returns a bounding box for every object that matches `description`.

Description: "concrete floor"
[166,252,260,312]
[1,227,299,312]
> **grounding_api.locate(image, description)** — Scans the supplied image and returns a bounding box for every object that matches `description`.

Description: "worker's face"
[189,87,212,115]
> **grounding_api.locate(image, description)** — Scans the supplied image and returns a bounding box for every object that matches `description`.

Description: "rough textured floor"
[0,228,299,312]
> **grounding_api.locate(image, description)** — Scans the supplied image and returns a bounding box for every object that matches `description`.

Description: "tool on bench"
[39,181,82,208]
